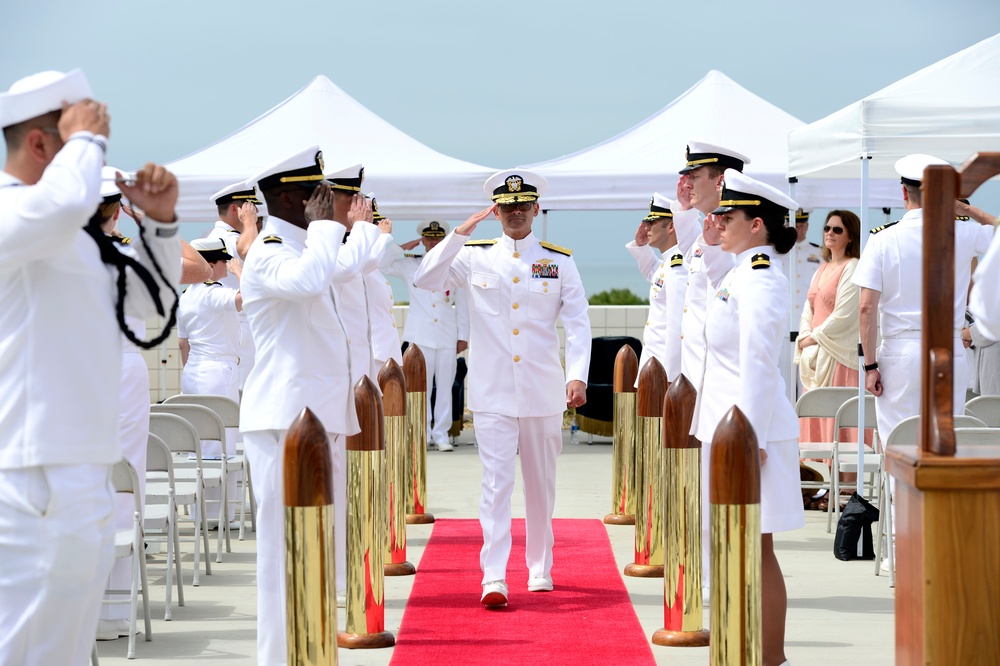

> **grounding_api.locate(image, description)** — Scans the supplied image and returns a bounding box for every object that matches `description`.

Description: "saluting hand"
[117,163,177,223]
[565,380,587,409]
[238,201,259,231]
[347,194,373,229]
[676,175,692,211]
[378,217,393,234]
[304,183,335,224]
[456,205,496,236]
[634,221,649,246]
[400,239,421,251]
[702,213,723,246]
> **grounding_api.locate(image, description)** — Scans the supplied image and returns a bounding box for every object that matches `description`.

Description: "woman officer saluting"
[696,169,803,666]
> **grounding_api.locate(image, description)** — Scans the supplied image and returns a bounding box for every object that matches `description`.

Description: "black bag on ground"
[833,492,879,561]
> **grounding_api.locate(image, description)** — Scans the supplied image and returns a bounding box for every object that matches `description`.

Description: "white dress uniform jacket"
[626,241,687,382]
[673,207,712,392]
[178,280,241,407]
[0,134,181,469]
[792,239,822,331]
[852,209,994,436]
[363,232,403,377]
[207,220,255,387]
[239,217,357,436]
[331,222,381,387]
[970,224,1000,341]
[413,230,591,417]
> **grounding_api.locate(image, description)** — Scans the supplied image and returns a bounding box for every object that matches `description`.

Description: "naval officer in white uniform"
[239,147,356,665]
[0,69,181,666]
[382,219,471,451]
[853,154,996,439]
[970,209,1000,341]
[698,169,803,666]
[363,198,403,379]
[626,193,687,382]
[414,169,591,607]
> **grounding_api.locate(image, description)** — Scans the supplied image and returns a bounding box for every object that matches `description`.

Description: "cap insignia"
[316,151,324,173]
[506,175,523,193]
[359,166,365,185]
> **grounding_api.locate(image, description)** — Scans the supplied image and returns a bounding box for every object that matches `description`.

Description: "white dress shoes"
[527,575,553,592]
[481,579,508,606]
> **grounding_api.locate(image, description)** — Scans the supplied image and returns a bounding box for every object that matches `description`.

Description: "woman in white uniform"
[697,169,803,666]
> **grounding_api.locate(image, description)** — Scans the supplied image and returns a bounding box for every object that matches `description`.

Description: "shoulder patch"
[112,235,132,245]
[204,280,220,286]
[750,253,771,270]
[262,234,283,244]
[465,239,497,247]
[403,253,424,258]
[539,240,572,256]
[870,220,899,235]
[669,253,684,267]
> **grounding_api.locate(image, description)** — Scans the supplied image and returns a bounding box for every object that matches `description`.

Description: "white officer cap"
[211,180,263,206]
[190,237,231,262]
[484,169,548,204]
[895,153,949,187]
[416,220,449,237]
[248,145,327,192]
[784,208,811,223]
[100,165,124,200]
[324,163,364,193]
[678,140,751,175]
[0,69,92,129]
[713,169,798,220]
[642,193,674,222]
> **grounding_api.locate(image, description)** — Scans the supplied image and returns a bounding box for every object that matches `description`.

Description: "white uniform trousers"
[182,357,241,520]
[242,430,345,666]
[876,335,968,441]
[474,412,562,584]
[423,346,458,446]
[0,464,114,666]
[238,317,255,391]
[102,351,151,621]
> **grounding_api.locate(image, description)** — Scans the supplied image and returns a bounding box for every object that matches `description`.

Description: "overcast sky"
[3,1,998,297]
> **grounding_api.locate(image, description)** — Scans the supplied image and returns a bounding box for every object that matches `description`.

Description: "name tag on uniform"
[532,260,559,279]
[716,287,730,302]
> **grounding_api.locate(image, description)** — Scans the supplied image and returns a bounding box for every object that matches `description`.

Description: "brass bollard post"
[605,344,638,526]
[337,377,395,650]
[284,407,338,666]
[624,357,667,578]
[378,359,416,576]
[402,344,434,524]
[653,374,709,647]
[709,406,761,666]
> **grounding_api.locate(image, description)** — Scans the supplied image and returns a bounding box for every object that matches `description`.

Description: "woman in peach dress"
[796,210,865,444]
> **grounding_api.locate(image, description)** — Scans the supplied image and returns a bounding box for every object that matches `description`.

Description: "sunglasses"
[498,202,534,212]
[823,225,845,235]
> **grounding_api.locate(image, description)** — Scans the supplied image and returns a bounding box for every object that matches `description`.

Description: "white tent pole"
[787,178,798,405]
[542,209,549,242]
[159,315,167,402]
[857,156,871,498]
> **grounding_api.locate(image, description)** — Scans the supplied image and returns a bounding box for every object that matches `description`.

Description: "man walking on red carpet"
[414,169,591,607]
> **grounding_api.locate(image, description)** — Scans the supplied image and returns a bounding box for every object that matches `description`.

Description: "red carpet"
[390,518,655,665]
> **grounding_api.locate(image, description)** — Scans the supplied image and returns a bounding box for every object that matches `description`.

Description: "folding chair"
[151,403,231,562]
[965,395,1000,427]
[795,387,857,505]
[828,394,879,533]
[144,433,184,619]
[148,412,212,585]
[955,426,1000,447]
[163,394,255,539]
[103,458,152,659]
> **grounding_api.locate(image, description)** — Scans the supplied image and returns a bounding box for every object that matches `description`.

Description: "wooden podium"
[885,153,1000,665]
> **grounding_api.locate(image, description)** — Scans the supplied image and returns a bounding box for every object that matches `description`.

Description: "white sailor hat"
[417,220,450,237]
[324,164,364,193]
[190,237,231,262]
[485,169,548,204]
[678,140,751,175]
[100,165,124,201]
[642,193,675,222]
[0,69,92,129]
[895,153,949,187]
[248,145,327,192]
[712,169,798,221]
[211,180,263,206]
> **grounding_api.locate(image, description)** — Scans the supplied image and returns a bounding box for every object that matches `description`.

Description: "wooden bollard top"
[346,376,385,452]
[708,406,760,505]
[662,374,700,450]
[378,359,407,417]
[283,407,334,507]
[613,344,639,394]
[636,357,668,418]
[402,344,427,392]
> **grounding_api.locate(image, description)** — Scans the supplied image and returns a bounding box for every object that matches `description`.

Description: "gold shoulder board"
[403,253,425,258]
[669,253,683,267]
[465,239,497,247]
[262,235,283,244]
[750,253,771,270]
[539,240,572,256]
[870,220,899,235]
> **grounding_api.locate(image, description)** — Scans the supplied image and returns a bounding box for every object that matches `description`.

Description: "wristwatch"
[864,362,879,372]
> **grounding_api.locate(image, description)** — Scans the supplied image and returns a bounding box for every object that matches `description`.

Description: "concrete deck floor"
[97,430,895,665]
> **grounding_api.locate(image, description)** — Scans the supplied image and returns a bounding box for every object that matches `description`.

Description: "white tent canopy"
[788,32,1000,203]
[524,70,822,210]
[166,76,496,222]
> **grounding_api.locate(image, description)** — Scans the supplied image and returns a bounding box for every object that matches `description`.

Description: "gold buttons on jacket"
[683,307,687,313]
[513,252,520,258]
[434,318,438,322]
[432,303,436,307]
[512,303,519,310]
[513,277,520,283]
[513,329,519,335]
[513,355,520,362]
[543,281,548,286]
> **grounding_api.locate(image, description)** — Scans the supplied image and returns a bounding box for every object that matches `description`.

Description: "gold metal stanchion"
[338,377,395,650]
[653,374,709,647]
[624,357,667,578]
[284,407,338,666]
[605,344,638,526]
[709,406,761,666]
[402,344,434,524]
[378,359,415,576]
